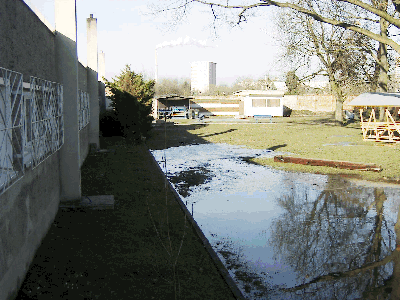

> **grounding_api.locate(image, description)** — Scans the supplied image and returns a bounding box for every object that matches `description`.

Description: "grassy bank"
[147,115,400,183]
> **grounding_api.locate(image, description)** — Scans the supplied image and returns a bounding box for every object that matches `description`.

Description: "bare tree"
[155,78,191,97]
[151,0,400,53]
[276,7,377,122]
[151,0,399,121]
[231,76,276,90]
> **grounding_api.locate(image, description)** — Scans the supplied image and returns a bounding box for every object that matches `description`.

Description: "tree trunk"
[328,73,344,123]
[377,15,390,121]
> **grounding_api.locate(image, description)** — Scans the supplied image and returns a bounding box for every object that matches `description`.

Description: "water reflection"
[151,144,400,299]
[270,178,398,299]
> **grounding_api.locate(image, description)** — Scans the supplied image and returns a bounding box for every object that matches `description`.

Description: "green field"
[147,114,400,184]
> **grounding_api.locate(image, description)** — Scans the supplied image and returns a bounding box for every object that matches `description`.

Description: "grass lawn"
[147,114,400,184]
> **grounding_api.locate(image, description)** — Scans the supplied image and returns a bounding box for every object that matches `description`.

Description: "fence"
[0,67,64,195]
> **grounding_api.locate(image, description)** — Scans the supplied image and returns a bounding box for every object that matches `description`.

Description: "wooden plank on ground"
[274,155,382,172]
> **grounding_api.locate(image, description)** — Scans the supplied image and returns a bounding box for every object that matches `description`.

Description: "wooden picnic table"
[360,108,400,142]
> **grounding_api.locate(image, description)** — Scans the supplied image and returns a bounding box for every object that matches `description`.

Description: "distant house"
[234,90,285,117]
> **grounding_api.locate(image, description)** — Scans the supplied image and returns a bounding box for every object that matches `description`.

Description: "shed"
[235,90,285,117]
[348,93,400,142]
[153,95,192,119]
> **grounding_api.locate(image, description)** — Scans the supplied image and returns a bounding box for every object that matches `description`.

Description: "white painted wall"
[243,96,283,117]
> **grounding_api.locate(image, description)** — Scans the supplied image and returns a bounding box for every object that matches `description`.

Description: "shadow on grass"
[267,144,287,151]
[147,123,211,150]
[198,128,237,138]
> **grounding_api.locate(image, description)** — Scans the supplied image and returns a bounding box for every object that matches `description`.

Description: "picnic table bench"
[254,115,272,123]
[360,108,400,142]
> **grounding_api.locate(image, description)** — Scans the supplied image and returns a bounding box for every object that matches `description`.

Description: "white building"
[191,61,216,93]
[234,90,285,117]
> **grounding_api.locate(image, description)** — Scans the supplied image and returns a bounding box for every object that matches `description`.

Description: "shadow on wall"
[189,100,213,116]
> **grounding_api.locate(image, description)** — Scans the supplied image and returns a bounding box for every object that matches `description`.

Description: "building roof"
[348,92,400,107]
[233,90,285,97]
[156,95,193,101]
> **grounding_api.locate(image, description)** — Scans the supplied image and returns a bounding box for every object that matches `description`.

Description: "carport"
[153,95,192,119]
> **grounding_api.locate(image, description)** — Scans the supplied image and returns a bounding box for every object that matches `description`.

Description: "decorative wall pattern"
[30,76,64,168]
[78,90,90,130]
[0,68,24,193]
[0,67,64,195]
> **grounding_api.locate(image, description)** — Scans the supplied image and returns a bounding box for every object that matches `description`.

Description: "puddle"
[151,143,400,300]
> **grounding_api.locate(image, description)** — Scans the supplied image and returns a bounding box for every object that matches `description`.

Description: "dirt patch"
[168,165,214,197]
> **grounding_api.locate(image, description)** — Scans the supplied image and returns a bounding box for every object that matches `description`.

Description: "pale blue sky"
[25,0,283,85]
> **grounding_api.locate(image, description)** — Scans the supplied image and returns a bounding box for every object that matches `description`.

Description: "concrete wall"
[79,125,90,167]
[0,153,60,300]
[0,0,56,82]
[0,2,61,298]
[98,81,107,113]
[78,61,88,92]
[78,60,90,166]
[283,95,357,112]
[283,95,336,112]
[0,1,103,299]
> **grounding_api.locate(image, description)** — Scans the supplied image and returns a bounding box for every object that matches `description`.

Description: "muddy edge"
[146,146,246,300]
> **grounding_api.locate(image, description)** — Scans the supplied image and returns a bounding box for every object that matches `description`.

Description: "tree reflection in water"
[269,176,400,299]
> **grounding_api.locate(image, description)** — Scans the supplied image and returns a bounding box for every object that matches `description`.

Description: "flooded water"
[151,143,400,300]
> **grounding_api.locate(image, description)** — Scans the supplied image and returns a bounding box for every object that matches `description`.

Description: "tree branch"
[337,0,400,28]
[258,0,400,53]
[285,250,397,292]
[157,0,400,53]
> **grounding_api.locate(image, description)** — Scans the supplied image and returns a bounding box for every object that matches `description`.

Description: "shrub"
[104,65,155,141]
[99,110,123,137]
[108,88,153,140]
